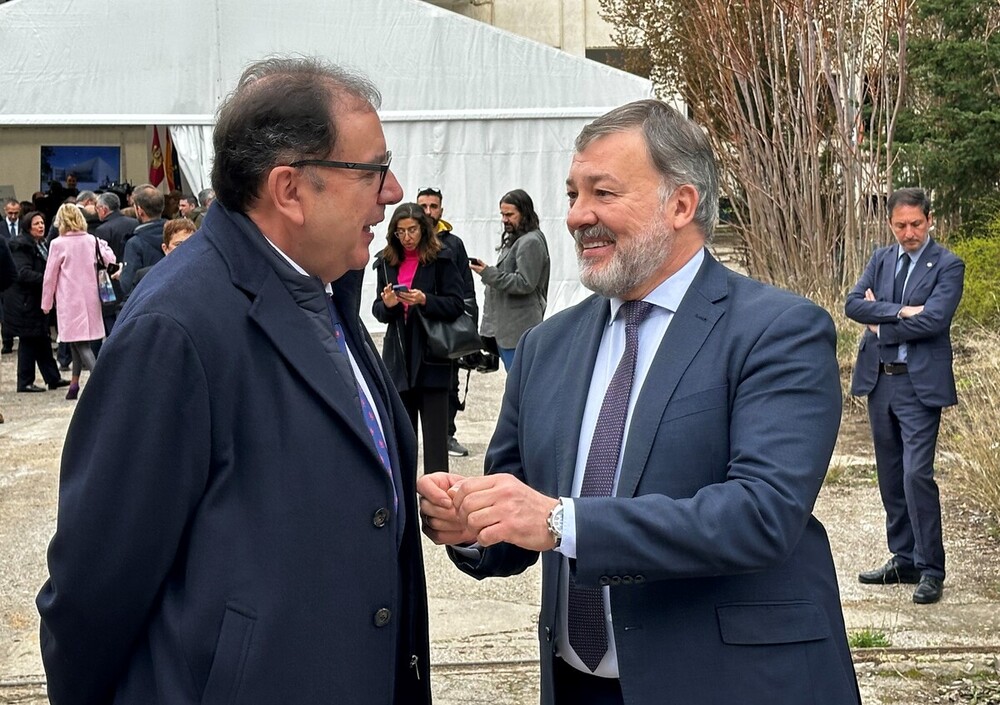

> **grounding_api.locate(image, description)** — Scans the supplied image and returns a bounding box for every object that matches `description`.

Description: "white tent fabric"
[0,0,654,327]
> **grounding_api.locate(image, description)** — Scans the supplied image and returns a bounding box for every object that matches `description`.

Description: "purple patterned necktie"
[327,297,397,509]
[568,299,653,672]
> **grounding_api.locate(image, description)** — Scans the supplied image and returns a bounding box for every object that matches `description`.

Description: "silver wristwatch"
[547,500,564,549]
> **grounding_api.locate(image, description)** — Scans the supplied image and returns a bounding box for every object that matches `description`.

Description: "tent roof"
[0,0,652,125]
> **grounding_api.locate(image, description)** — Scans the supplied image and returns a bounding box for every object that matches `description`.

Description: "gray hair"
[576,99,719,238]
[211,56,382,213]
[97,192,121,211]
[76,190,97,205]
[197,188,215,207]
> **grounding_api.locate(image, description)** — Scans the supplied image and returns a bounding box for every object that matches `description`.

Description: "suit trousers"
[867,371,945,578]
[16,334,61,389]
[399,387,449,474]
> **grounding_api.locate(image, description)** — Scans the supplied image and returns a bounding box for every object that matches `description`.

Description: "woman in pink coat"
[42,203,116,400]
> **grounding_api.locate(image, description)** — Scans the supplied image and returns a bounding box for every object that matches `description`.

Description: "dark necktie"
[568,299,654,672]
[892,253,911,303]
[7,221,15,238]
[326,297,397,509]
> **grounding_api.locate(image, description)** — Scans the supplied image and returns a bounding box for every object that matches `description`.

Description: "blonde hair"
[56,203,88,235]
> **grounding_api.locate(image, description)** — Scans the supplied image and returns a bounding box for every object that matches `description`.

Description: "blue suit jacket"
[451,253,859,705]
[845,238,964,408]
[37,205,431,705]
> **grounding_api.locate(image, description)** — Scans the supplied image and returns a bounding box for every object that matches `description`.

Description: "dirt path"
[1,349,997,703]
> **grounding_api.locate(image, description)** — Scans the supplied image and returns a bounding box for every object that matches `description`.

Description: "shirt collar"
[608,247,705,322]
[260,232,334,296]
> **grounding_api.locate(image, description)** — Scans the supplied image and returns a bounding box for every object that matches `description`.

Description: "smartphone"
[469,257,484,267]
[392,284,410,293]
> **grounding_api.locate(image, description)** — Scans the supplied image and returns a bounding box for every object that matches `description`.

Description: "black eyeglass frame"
[289,151,392,191]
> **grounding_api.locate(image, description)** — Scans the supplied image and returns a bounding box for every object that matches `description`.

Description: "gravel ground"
[1,338,998,704]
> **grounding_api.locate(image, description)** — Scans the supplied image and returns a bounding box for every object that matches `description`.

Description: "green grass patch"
[848,628,891,648]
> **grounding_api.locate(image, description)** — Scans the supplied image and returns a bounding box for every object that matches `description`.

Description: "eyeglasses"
[289,150,392,191]
[395,225,421,239]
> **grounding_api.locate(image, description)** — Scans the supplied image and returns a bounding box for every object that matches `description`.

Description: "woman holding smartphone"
[373,203,464,474]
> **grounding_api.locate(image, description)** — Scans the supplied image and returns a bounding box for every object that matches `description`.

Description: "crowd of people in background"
[0,164,553,456]
[0,180,211,420]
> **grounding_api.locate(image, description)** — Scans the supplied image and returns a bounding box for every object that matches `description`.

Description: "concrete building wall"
[0,126,147,203]
[424,0,615,55]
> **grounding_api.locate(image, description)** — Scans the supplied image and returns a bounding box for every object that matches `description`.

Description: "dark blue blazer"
[451,253,859,705]
[37,204,431,705]
[845,238,964,408]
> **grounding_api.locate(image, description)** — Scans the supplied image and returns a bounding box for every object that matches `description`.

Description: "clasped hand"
[416,472,559,552]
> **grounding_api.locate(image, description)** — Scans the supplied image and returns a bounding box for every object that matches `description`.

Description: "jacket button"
[544,626,552,642]
[373,508,389,528]
[610,576,622,586]
[598,576,611,587]
[622,575,634,585]
[634,575,646,585]
[374,608,391,627]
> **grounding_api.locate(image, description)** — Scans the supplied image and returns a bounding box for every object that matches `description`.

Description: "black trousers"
[553,657,623,705]
[399,387,449,474]
[16,334,61,389]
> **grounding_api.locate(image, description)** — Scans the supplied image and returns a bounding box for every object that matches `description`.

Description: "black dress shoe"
[48,379,71,390]
[913,575,943,604]
[17,384,47,393]
[859,557,921,584]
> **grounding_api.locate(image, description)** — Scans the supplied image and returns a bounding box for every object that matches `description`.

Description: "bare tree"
[601,0,913,298]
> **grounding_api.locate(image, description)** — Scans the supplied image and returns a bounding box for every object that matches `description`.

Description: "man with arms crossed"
[847,187,964,605]
[37,57,431,705]
[419,99,859,705]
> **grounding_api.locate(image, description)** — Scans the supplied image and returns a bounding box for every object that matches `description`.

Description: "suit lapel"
[617,254,726,499]
[204,206,383,461]
[248,273,377,453]
[557,296,609,498]
[879,246,898,300]
[902,239,939,302]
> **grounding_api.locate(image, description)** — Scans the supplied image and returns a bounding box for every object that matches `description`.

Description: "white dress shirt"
[554,248,704,677]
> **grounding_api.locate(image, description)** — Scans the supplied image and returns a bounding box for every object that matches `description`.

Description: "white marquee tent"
[0,0,654,325]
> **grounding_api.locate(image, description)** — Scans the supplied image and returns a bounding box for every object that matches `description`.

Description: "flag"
[149,126,165,188]
[163,127,181,192]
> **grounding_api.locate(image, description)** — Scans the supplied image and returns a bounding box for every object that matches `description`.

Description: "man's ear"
[665,184,699,231]
[265,166,307,227]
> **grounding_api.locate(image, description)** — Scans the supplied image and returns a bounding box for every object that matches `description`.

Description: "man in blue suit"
[418,100,859,705]
[36,57,432,704]
[846,188,964,605]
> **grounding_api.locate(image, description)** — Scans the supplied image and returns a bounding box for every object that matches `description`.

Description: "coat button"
[610,576,622,586]
[544,626,552,642]
[622,575,634,585]
[598,576,611,586]
[374,608,391,627]
[634,575,646,584]
[373,508,389,528]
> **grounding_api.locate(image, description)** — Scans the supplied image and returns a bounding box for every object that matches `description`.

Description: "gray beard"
[575,222,672,300]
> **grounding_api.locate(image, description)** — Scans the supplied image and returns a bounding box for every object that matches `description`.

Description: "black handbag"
[417,297,483,360]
